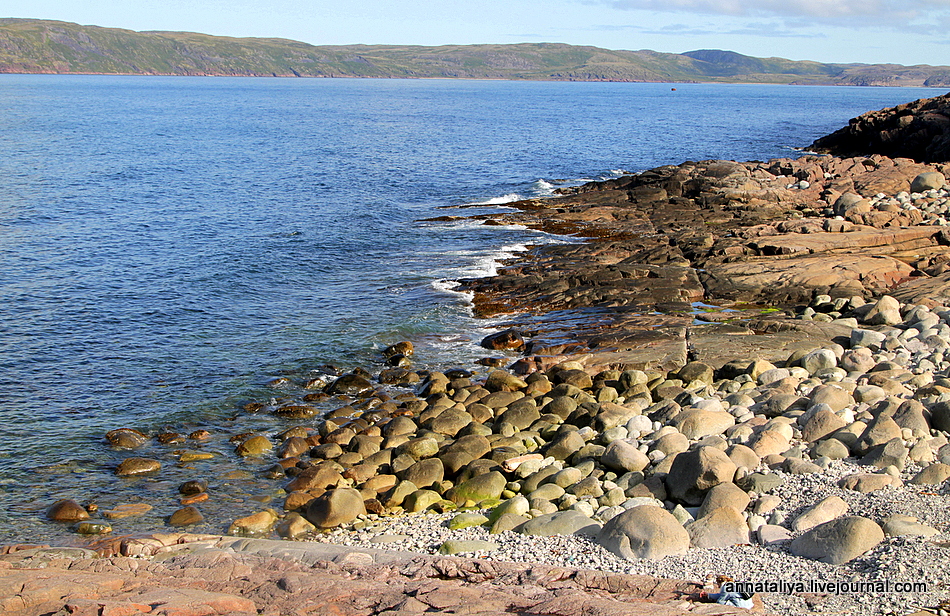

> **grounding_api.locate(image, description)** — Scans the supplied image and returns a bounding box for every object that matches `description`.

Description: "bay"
[0,75,944,540]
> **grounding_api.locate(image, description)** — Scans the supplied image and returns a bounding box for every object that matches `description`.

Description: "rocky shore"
[6,94,950,616]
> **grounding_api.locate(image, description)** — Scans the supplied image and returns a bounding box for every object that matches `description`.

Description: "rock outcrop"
[810,92,950,163]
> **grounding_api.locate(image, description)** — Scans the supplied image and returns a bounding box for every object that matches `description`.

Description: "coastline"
[6,95,950,615]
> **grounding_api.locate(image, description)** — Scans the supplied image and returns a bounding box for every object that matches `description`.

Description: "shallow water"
[0,76,945,541]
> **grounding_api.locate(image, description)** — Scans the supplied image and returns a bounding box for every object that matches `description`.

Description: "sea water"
[0,75,944,540]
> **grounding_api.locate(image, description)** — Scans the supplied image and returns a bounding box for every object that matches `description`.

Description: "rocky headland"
[6,94,950,616]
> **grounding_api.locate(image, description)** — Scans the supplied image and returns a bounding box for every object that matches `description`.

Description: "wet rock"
[235,436,272,457]
[105,428,148,450]
[179,479,209,495]
[115,457,161,476]
[101,503,152,519]
[790,516,885,564]
[383,341,414,358]
[228,509,278,535]
[325,373,374,395]
[481,329,525,351]
[74,522,112,535]
[597,505,690,560]
[46,499,89,522]
[168,506,203,526]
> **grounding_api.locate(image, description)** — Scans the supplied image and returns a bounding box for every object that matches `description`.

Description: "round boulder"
[47,499,89,522]
[665,446,737,506]
[305,488,366,528]
[597,505,690,560]
[600,439,650,473]
[789,516,884,564]
[911,171,945,193]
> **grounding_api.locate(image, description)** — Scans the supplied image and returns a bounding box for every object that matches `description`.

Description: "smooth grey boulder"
[911,171,945,192]
[597,505,690,560]
[791,495,848,532]
[790,516,884,564]
[686,506,750,548]
[516,510,601,537]
[910,462,950,485]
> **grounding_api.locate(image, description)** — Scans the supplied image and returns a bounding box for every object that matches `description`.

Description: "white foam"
[465,193,523,206]
[532,179,557,196]
[431,279,474,302]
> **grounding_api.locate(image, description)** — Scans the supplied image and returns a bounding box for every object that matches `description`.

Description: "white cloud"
[607,0,950,27]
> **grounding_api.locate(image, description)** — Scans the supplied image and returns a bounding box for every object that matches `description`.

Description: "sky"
[2,0,949,66]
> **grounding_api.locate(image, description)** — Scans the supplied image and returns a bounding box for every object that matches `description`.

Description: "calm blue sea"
[0,75,946,540]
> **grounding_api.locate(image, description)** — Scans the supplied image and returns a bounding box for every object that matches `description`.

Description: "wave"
[465,192,524,206]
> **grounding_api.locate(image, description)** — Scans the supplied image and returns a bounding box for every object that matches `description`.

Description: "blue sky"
[3,0,949,66]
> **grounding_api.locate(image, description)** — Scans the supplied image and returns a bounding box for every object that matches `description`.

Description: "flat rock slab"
[0,536,760,616]
[702,254,914,304]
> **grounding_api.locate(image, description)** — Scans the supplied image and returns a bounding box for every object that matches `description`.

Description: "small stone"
[74,522,112,535]
[101,503,153,519]
[438,539,498,555]
[115,457,161,476]
[168,506,203,526]
[448,512,490,530]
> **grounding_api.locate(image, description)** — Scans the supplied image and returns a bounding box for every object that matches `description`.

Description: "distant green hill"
[2,18,949,86]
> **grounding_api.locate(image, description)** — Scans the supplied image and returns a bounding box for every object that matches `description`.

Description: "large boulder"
[686,506,750,548]
[597,505,690,560]
[791,495,849,532]
[790,516,885,564]
[600,439,650,473]
[305,488,366,528]
[665,446,737,506]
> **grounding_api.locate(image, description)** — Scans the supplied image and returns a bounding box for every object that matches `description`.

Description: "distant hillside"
[2,18,950,86]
